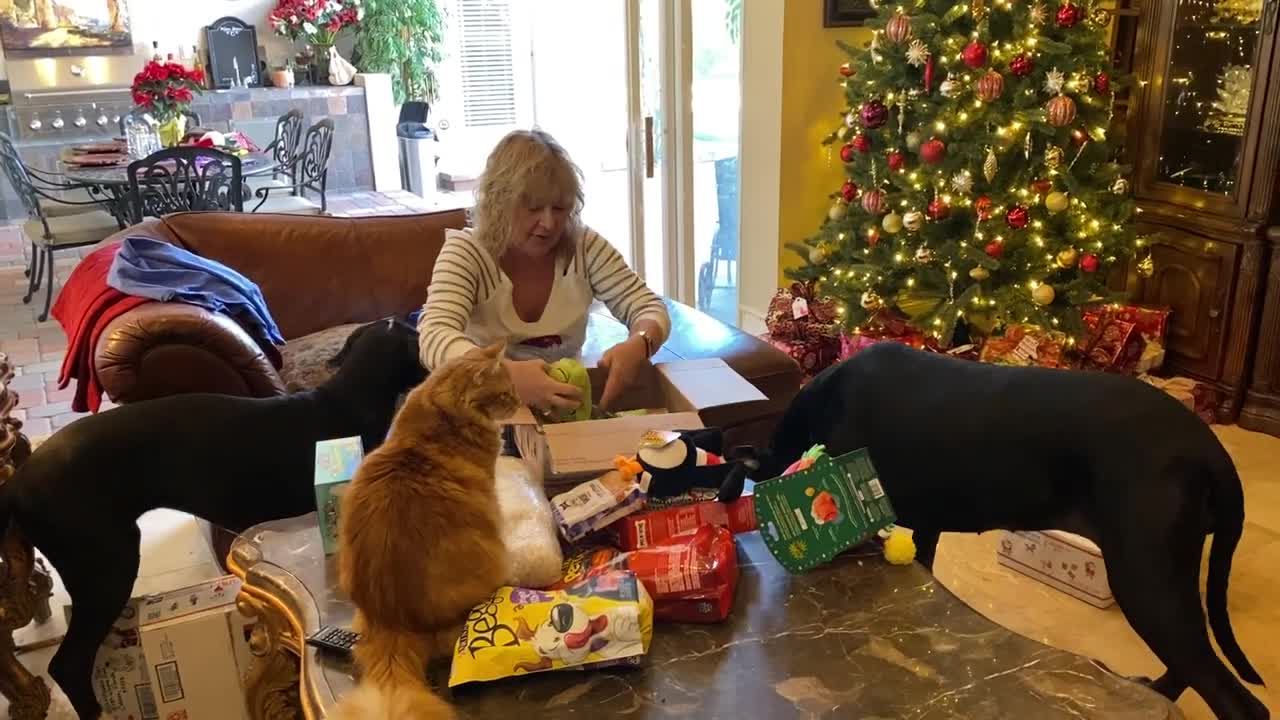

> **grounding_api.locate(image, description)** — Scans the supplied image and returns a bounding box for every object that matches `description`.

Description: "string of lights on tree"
[787,0,1148,346]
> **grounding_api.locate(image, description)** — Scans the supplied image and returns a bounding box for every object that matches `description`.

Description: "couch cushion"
[278,322,363,392]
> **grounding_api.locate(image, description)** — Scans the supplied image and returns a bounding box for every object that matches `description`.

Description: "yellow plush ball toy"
[882,529,917,565]
[545,358,592,422]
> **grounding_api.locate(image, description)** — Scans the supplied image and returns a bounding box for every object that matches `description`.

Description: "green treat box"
[314,436,365,555]
[754,449,898,574]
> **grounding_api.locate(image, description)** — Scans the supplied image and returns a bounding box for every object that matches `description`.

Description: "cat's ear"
[481,340,507,359]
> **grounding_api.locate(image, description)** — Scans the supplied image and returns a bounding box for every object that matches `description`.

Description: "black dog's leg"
[912,528,941,571]
[47,525,141,720]
[1102,499,1268,720]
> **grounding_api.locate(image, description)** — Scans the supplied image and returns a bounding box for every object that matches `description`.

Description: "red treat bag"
[1082,304,1170,374]
[551,526,740,623]
[610,494,757,551]
[1081,319,1138,372]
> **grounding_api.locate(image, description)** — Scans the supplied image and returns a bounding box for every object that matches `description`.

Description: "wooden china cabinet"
[1122,0,1280,431]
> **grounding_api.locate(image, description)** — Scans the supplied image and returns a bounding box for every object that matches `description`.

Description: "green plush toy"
[545,358,592,422]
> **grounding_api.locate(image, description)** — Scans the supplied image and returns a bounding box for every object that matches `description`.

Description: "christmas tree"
[788,0,1141,346]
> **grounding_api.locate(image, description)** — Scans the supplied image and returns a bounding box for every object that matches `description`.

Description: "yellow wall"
[778,2,874,283]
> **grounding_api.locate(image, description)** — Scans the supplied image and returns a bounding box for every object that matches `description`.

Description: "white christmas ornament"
[906,39,930,67]
[903,211,924,231]
[328,46,357,86]
[846,111,858,129]
[940,77,963,99]
[1043,67,1066,95]
[906,131,923,149]
[951,172,974,194]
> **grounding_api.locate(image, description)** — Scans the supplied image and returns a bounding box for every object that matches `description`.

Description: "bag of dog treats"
[551,525,740,623]
[448,571,654,687]
[550,460,648,542]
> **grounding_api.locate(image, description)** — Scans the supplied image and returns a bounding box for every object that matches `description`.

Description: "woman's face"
[511,201,570,257]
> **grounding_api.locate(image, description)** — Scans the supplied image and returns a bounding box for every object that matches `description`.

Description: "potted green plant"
[352,0,445,104]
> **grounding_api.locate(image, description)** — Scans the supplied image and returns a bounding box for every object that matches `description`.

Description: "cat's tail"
[330,622,455,720]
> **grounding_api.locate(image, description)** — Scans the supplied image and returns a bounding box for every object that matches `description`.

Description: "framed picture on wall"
[823,0,876,27]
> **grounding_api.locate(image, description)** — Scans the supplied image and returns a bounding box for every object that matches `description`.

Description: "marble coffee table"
[225,511,1179,720]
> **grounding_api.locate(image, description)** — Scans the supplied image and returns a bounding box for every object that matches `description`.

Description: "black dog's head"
[327,316,427,391]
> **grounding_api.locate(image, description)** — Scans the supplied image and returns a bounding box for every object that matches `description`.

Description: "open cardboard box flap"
[506,358,767,479]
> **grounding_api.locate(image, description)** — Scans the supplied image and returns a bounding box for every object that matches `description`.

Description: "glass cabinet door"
[1148,0,1266,200]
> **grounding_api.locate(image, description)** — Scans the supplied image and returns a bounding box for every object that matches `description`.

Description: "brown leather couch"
[94,211,802,561]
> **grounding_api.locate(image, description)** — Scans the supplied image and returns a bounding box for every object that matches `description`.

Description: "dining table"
[58,141,280,226]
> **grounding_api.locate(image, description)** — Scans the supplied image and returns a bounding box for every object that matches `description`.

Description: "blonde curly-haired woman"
[417,129,671,414]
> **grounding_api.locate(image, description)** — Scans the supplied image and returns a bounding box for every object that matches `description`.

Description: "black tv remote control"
[306,625,360,657]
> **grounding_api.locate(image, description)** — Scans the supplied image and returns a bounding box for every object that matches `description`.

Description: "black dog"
[751,342,1267,720]
[0,318,426,719]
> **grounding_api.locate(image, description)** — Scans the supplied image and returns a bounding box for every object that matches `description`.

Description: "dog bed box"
[75,575,254,720]
[504,359,767,485]
[996,530,1114,609]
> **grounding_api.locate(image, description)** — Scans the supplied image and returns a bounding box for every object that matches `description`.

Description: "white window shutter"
[455,0,519,128]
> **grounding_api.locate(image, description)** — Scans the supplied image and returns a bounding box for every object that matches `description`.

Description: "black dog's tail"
[1206,458,1264,686]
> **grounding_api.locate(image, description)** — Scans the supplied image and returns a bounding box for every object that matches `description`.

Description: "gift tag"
[753,449,898,574]
[792,297,811,319]
[1010,335,1041,365]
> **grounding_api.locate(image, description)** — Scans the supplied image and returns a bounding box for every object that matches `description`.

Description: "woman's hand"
[504,358,583,415]
[599,335,651,410]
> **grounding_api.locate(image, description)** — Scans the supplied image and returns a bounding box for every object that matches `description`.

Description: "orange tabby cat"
[332,341,519,720]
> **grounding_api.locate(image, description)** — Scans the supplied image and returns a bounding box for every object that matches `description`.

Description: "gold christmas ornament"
[971,0,987,20]
[809,245,828,264]
[1032,283,1056,306]
[906,131,923,150]
[829,201,848,221]
[1045,191,1070,213]
[903,210,925,231]
[914,245,935,263]
[1056,247,1079,268]
[882,212,904,234]
[969,266,991,280]
[983,148,998,182]
[861,290,884,310]
[1137,253,1155,278]
[1045,145,1065,169]
[1111,177,1131,195]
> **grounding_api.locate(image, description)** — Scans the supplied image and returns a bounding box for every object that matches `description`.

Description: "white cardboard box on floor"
[75,575,254,720]
[505,358,767,482]
[996,530,1114,609]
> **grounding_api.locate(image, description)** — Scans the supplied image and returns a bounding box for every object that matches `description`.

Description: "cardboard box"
[505,359,767,481]
[996,530,1114,608]
[314,436,365,555]
[610,494,757,551]
[78,575,253,720]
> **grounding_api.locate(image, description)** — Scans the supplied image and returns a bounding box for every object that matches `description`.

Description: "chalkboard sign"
[205,17,261,89]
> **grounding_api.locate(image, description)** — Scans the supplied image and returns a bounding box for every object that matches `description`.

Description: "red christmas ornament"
[962,41,988,69]
[975,70,1004,102]
[1093,71,1111,94]
[862,189,887,215]
[919,138,947,165]
[1056,3,1080,27]
[841,181,858,202]
[861,99,889,129]
[984,241,1004,258]
[840,63,854,78]
[1031,178,1053,195]
[1005,205,1030,229]
[886,151,906,171]
[927,197,949,220]
[1046,94,1077,127]
[924,54,935,93]
[975,195,994,221]
[840,143,855,163]
[866,227,881,248]
[885,13,912,44]
[1080,253,1099,273]
[853,133,873,153]
[1070,128,1088,146]
[1010,53,1034,78]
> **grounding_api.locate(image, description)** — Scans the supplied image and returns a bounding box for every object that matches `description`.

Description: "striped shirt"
[417,226,671,370]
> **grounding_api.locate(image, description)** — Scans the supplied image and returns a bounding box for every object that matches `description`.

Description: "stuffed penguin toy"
[634,428,751,502]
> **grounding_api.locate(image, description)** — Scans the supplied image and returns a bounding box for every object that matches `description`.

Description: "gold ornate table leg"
[0,356,54,719]
[236,592,303,720]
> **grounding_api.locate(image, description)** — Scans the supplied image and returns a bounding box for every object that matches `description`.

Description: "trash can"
[398,120,439,201]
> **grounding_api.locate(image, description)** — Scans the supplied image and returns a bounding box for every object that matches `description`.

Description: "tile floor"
[2,195,1277,718]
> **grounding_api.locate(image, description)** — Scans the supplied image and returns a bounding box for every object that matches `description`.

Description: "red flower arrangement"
[131,61,205,121]
[269,0,362,45]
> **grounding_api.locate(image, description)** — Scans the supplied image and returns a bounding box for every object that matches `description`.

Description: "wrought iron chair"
[251,118,334,215]
[126,147,243,224]
[265,109,304,186]
[697,156,739,312]
[0,133,122,322]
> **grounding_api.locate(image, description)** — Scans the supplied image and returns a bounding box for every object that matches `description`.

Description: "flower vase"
[311,43,334,86]
[157,115,187,148]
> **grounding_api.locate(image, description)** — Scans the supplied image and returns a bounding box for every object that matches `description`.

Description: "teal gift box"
[314,436,365,555]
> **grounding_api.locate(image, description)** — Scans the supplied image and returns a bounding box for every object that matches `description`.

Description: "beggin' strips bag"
[448,571,654,687]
